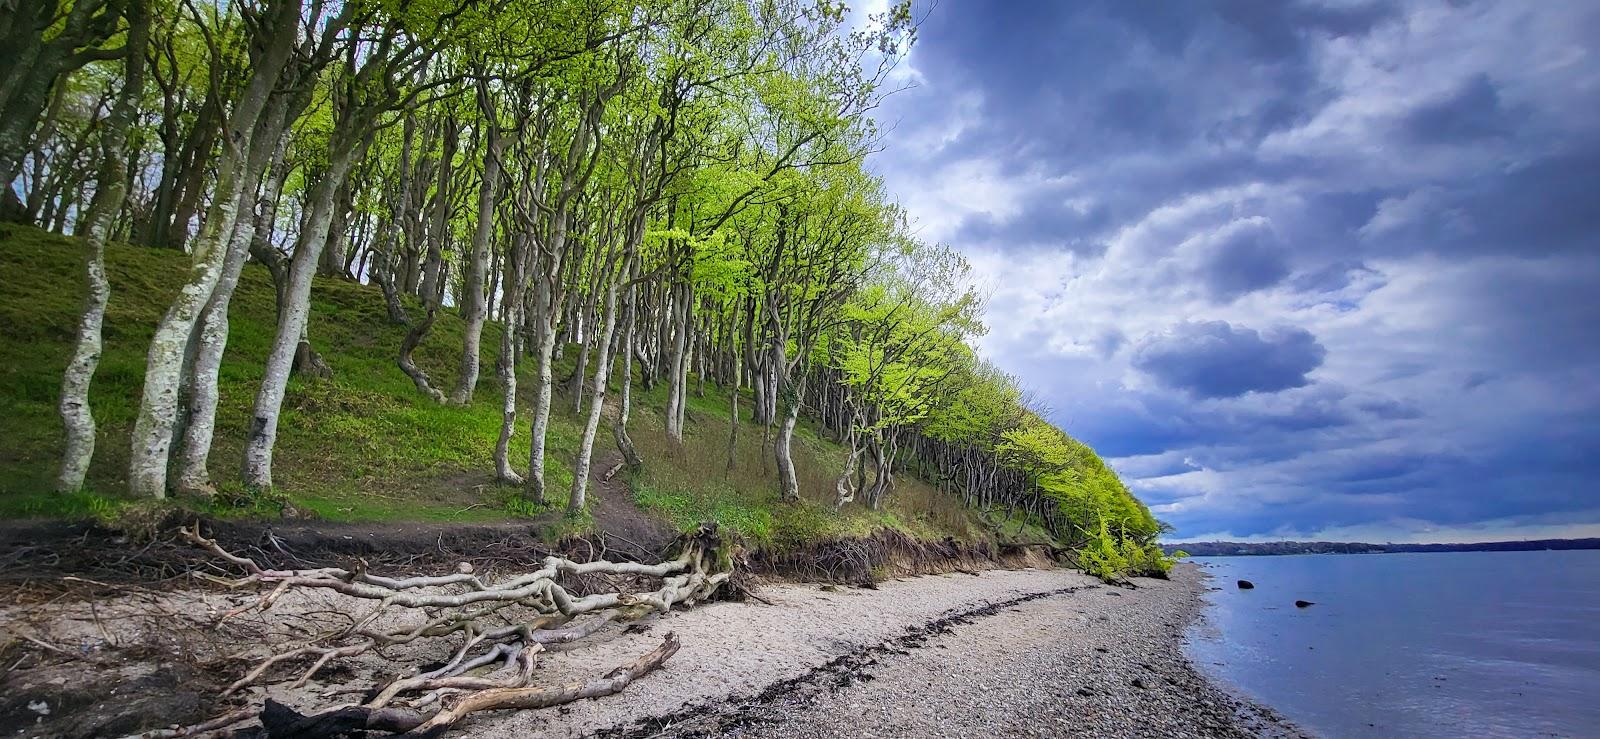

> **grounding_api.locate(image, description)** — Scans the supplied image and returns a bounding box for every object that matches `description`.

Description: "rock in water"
[1295,600,1315,608]
[1237,579,1255,589]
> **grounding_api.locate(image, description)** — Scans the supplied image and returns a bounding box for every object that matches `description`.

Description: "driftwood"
[158,522,731,737]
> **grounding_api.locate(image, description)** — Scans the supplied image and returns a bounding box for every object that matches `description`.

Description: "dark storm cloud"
[1356,398,1423,421]
[903,0,1386,164]
[1198,222,1291,301]
[952,186,1112,256]
[1400,74,1517,143]
[1132,321,1326,399]
[1438,146,1600,258]
[874,0,1600,540]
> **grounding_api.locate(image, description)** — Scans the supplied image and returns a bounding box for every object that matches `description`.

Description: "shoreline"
[1176,564,1312,739]
[1,562,1306,737]
[476,563,1308,737]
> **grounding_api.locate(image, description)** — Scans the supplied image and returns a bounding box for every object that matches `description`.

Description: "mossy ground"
[0,224,1055,550]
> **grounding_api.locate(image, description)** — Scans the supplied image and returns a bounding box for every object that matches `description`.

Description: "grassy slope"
[0,224,1054,549]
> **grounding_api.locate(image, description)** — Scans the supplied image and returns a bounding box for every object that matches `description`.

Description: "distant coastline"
[1162,537,1600,557]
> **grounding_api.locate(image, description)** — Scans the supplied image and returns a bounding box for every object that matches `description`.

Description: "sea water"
[1186,550,1600,738]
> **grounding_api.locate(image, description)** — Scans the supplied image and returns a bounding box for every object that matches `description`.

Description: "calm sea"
[1186,550,1600,738]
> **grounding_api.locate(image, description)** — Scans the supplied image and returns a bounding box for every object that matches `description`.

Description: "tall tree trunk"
[612,283,641,469]
[449,96,504,406]
[663,282,691,442]
[525,276,559,505]
[126,0,301,498]
[396,120,455,402]
[725,355,740,474]
[317,178,353,276]
[241,129,364,489]
[494,236,527,485]
[775,378,802,502]
[175,110,291,497]
[833,426,862,510]
[54,0,148,492]
[570,256,628,515]
[417,117,456,304]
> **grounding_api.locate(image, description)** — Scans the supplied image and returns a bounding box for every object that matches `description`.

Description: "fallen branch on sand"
[160,522,732,737]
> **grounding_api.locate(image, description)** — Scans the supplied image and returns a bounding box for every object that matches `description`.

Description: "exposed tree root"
[169,522,731,736]
[257,633,679,738]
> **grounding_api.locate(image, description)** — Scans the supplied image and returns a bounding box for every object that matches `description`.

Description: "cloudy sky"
[864,0,1600,543]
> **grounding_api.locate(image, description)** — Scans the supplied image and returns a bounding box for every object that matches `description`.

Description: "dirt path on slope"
[585,451,677,561]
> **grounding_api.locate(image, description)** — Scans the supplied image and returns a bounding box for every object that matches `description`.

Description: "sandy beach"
[475,563,1304,738]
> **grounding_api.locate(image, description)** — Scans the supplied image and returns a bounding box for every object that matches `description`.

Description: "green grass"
[0,223,1045,552]
[0,222,570,522]
[622,380,1006,550]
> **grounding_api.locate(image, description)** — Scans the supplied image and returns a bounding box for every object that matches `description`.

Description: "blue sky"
[864,0,1600,543]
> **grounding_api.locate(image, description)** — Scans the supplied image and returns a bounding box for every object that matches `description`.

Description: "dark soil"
[0,655,231,738]
[748,528,1064,585]
[0,516,569,604]
[0,455,686,604]
[585,451,677,561]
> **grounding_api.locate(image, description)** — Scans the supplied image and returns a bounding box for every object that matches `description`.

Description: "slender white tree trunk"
[570,259,627,514]
[725,344,741,474]
[525,273,558,503]
[494,241,526,485]
[776,400,801,501]
[55,2,147,492]
[664,283,691,441]
[526,314,558,503]
[175,111,291,497]
[126,0,300,497]
[173,213,254,495]
[449,123,504,406]
[833,430,862,510]
[128,165,249,498]
[241,146,359,489]
[56,237,109,493]
[613,283,641,469]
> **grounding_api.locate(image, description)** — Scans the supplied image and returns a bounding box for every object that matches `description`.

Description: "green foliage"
[1077,516,1175,582]
[0,0,1163,570]
[1078,526,1128,582]
[624,381,995,550]
[0,227,1018,553]
[502,496,544,519]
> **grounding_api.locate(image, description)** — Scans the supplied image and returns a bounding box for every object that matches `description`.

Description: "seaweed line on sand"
[596,584,1100,738]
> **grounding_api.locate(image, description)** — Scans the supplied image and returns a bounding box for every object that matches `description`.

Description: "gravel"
[485,563,1308,738]
[684,563,1309,739]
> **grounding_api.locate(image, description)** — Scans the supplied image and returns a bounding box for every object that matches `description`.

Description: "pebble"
[674,564,1308,739]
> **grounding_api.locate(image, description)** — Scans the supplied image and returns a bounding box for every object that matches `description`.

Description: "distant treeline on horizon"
[1162,538,1600,557]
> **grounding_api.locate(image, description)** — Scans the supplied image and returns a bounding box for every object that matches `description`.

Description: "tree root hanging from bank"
[166,522,733,737]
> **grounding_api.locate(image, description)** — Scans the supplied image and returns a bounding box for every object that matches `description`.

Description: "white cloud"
[861,0,1600,539]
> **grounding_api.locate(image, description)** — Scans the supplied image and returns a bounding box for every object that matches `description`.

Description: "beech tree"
[54,0,149,492]
[17,0,1163,568]
[125,0,307,499]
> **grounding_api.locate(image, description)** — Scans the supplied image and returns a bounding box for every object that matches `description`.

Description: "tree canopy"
[4,0,1166,579]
